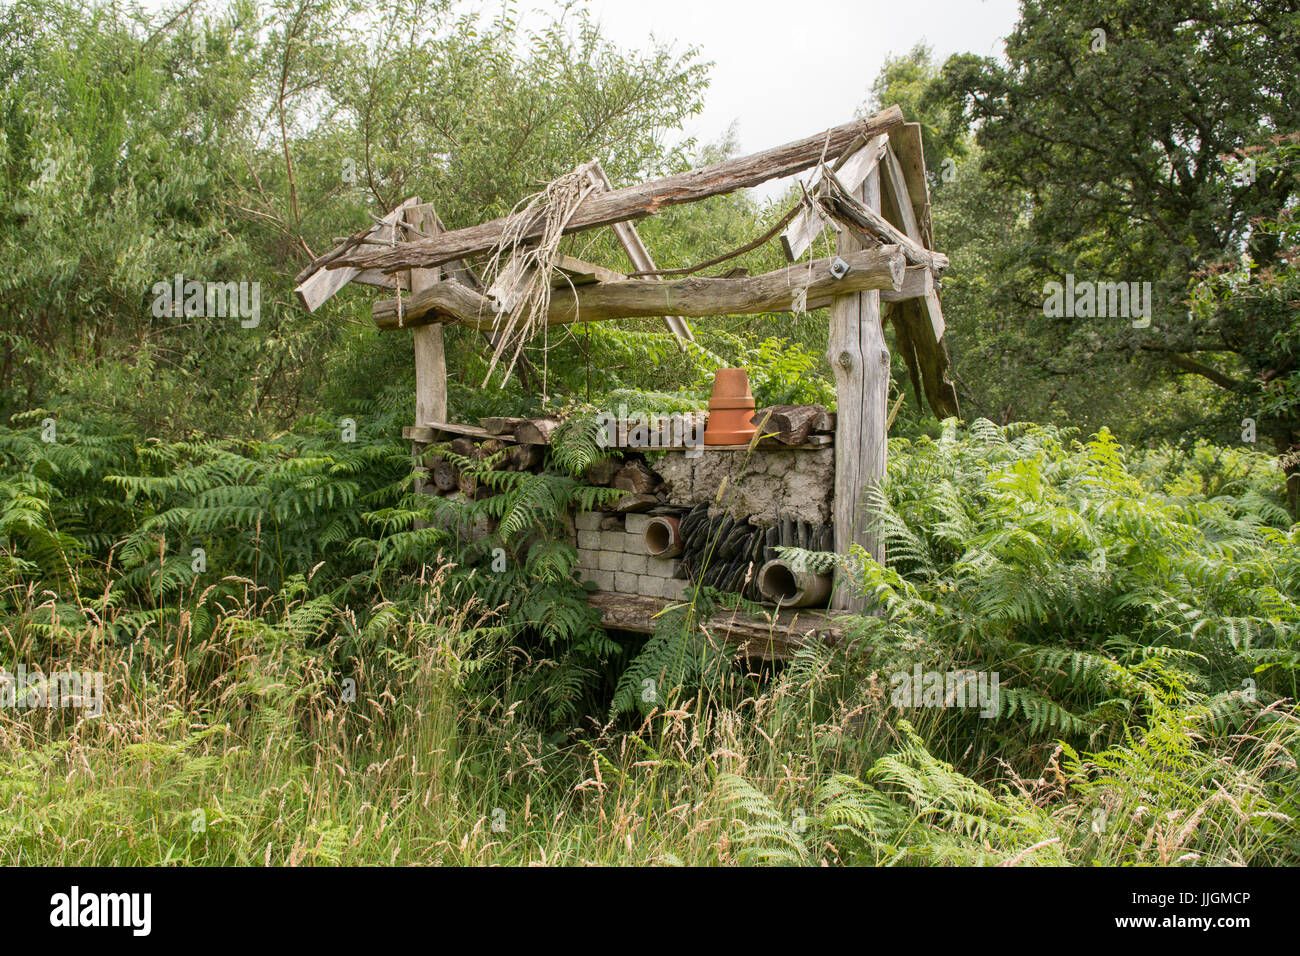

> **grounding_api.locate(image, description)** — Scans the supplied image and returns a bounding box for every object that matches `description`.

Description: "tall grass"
[1,415,1297,865]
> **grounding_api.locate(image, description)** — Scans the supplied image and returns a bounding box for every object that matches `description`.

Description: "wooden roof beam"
[373,246,906,331]
[333,106,906,274]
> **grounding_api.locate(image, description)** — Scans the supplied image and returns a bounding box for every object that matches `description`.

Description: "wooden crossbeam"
[372,246,906,330]
[331,106,905,274]
[809,263,933,309]
[295,197,419,312]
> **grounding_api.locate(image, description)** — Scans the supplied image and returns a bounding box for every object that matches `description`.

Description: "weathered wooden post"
[828,167,889,612]
[407,204,447,426]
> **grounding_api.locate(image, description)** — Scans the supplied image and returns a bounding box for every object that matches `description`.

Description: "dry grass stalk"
[481,161,600,387]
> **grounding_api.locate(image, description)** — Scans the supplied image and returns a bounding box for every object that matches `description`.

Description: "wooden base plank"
[586,590,840,661]
[403,422,518,443]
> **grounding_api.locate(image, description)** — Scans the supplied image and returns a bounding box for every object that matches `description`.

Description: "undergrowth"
[1,412,1296,864]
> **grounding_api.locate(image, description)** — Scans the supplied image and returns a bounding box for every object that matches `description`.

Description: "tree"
[0,0,711,435]
[935,0,1300,505]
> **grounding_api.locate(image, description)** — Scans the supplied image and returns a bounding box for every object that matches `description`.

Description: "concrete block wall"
[656,447,834,525]
[574,511,688,600]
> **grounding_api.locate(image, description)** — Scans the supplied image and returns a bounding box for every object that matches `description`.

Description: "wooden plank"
[881,146,944,341]
[885,293,960,420]
[486,254,536,314]
[295,197,418,312]
[332,106,906,273]
[828,167,888,613]
[551,254,626,286]
[886,123,933,249]
[408,205,448,427]
[880,144,922,242]
[352,269,409,291]
[588,160,694,345]
[781,134,889,261]
[878,130,952,414]
[403,422,517,443]
[586,590,840,661]
[922,274,946,342]
[373,246,906,330]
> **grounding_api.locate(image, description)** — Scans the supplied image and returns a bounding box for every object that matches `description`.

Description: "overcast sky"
[579,0,1021,198]
[582,0,1017,151]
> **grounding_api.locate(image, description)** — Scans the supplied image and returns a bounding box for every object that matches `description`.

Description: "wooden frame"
[292,105,956,624]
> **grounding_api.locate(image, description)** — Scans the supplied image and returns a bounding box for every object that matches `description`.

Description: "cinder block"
[662,579,689,601]
[598,550,621,572]
[578,530,601,551]
[615,571,639,593]
[577,548,599,569]
[575,511,603,532]
[637,574,664,598]
[647,556,680,578]
[624,531,645,553]
[622,552,648,574]
[600,530,626,552]
[580,568,615,590]
[625,513,652,535]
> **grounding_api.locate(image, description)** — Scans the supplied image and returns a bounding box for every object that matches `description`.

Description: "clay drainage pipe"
[757,559,831,608]
[644,516,682,557]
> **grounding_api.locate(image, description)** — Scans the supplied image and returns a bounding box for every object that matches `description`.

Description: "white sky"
[579,0,1020,199]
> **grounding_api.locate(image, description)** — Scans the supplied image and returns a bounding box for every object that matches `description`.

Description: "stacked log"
[579,452,669,513]
[750,405,836,446]
[415,429,552,499]
[479,416,559,444]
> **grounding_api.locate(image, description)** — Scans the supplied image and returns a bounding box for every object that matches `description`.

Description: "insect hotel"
[294,104,958,656]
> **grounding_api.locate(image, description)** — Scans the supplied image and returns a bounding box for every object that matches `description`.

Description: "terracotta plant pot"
[703,368,757,445]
